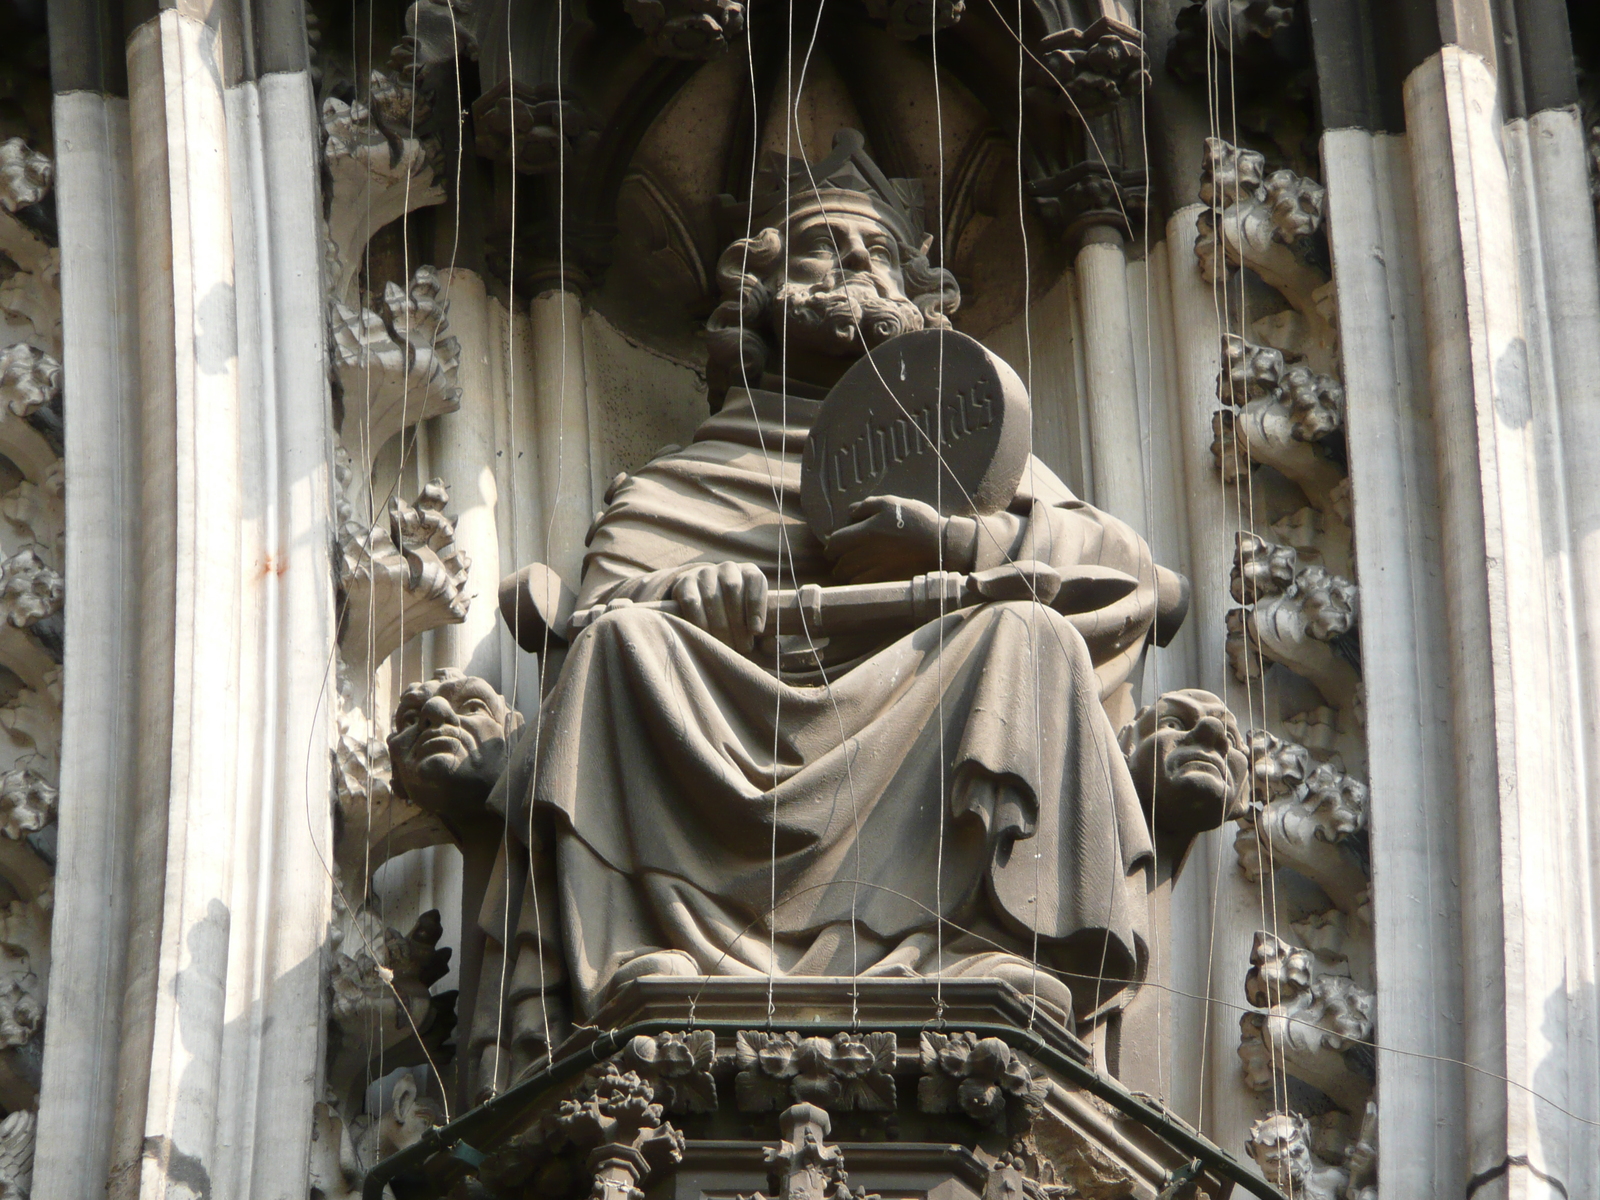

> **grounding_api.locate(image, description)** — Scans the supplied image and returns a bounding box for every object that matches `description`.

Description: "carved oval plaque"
[801,329,1031,538]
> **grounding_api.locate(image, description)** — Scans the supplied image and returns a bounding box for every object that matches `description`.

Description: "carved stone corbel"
[338,479,471,668]
[1,464,64,568]
[1228,533,1360,711]
[1235,730,1369,916]
[1169,0,1296,88]
[322,83,446,305]
[0,882,52,1109]
[1212,333,1346,512]
[326,905,457,1111]
[330,700,452,896]
[1197,140,1337,373]
[330,266,462,471]
[0,140,61,359]
[1238,931,1374,1111]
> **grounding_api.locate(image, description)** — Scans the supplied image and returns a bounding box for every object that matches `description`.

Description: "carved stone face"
[1122,688,1248,836]
[771,211,925,359]
[1247,1113,1312,1186]
[388,670,516,816]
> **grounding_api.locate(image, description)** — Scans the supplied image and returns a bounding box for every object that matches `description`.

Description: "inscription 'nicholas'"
[810,383,998,496]
[800,329,1032,537]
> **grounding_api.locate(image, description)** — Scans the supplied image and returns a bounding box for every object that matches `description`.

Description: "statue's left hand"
[825,496,949,584]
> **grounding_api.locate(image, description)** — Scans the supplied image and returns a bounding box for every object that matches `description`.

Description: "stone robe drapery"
[499,387,1161,1029]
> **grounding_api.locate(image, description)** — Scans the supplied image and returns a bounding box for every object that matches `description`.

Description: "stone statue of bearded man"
[474,131,1228,1085]
[704,128,959,402]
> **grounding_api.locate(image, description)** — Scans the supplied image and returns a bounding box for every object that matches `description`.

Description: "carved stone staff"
[502,559,1141,647]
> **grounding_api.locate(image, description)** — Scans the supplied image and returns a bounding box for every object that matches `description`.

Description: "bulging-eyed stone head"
[1119,688,1249,837]
[387,669,521,819]
[1246,1111,1314,1188]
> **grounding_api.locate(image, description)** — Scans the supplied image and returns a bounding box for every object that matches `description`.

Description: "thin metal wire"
[1133,0,1166,1101]
[786,0,869,1030]
[930,0,949,1028]
[1016,0,1044,1034]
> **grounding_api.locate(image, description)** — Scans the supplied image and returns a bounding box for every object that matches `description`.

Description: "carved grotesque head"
[1119,688,1249,837]
[706,129,959,399]
[387,669,520,818]
[1246,1112,1313,1187]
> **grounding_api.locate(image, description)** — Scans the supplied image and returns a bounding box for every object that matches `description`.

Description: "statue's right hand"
[670,562,769,655]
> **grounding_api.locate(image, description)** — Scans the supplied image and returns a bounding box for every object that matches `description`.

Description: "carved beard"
[771,276,926,359]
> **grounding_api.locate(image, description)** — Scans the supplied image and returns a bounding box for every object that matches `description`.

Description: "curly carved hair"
[704,225,961,404]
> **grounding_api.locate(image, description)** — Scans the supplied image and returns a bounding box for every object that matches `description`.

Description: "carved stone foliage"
[1198,139,1335,374]
[0,886,48,1055]
[1033,18,1149,115]
[322,76,445,305]
[1212,334,1346,512]
[331,265,462,471]
[734,1031,896,1114]
[338,479,471,669]
[1028,164,1148,244]
[1238,931,1374,1112]
[0,345,58,425]
[0,769,53,843]
[741,1103,876,1200]
[471,81,601,176]
[917,1032,1046,1132]
[330,688,451,897]
[1235,732,1369,917]
[862,0,964,40]
[0,140,60,361]
[470,1052,712,1200]
[625,0,745,59]
[0,140,61,1154]
[1228,533,1359,711]
[624,1031,718,1114]
[1188,132,1376,1185]
[553,1061,687,1200]
[326,904,457,1110]
[1168,8,1318,183]
[0,551,61,632]
[0,1109,34,1200]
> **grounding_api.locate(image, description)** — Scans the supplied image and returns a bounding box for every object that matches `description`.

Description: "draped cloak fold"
[504,388,1161,1024]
